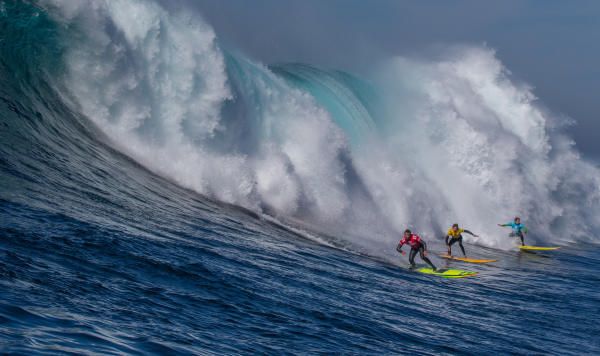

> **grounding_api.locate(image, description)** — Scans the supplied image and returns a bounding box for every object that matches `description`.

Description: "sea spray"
[36,0,600,255]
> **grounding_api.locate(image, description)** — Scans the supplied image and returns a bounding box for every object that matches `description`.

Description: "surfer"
[498,217,527,246]
[396,229,436,270]
[445,223,479,257]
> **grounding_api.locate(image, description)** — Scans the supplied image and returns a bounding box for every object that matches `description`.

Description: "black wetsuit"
[409,245,435,268]
[445,229,476,256]
[397,234,436,270]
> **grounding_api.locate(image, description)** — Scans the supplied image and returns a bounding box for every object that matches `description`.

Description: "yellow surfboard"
[416,267,477,278]
[519,245,560,251]
[439,254,497,263]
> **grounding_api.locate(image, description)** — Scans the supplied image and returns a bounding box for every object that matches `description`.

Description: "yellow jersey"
[447,228,464,238]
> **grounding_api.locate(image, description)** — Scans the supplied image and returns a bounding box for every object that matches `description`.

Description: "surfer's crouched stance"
[445,223,478,257]
[397,229,436,270]
[498,216,527,246]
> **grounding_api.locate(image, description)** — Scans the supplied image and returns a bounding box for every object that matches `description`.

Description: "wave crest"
[36,0,600,252]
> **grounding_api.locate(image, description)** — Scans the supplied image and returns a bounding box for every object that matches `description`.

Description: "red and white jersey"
[398,234,423,249]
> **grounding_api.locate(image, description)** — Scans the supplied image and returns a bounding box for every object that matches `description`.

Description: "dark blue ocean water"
[2,193,600,355]
[1,2,600,355]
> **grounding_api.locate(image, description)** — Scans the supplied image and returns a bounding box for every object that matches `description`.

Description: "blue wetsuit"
[505,222,526,234]
[502,222,527,245]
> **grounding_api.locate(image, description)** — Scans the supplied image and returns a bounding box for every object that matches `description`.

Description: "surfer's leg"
[458,235,466,256]
[445,236,451,255]
[408,248,417,268]
[448,237,458,256]
[518,232,524,246]
[510,231,525,245]
[419,247,436,270]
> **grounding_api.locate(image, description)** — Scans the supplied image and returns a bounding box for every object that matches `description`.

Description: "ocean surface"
[2,1,600,354]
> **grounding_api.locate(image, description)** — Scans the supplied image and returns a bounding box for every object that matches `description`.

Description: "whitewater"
[1,1,599,354]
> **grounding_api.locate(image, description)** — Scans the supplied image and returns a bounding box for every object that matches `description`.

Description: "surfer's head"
[452,223,459,231]
[404,229,411,238]
[514,216,521,223]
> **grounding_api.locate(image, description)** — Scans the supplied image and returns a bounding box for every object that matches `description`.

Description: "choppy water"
[1,1,600,354]
[3,197,600,354]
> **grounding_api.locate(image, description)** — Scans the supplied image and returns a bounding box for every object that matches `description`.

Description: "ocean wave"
[3,0,599,254]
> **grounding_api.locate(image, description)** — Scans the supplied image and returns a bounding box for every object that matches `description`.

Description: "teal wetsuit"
[505,222,526,234]
[501,222,527,245]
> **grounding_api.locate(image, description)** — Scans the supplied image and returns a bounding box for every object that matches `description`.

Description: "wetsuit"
[445,228,476,256]
[501,222,527,245]
[396,234,436,270]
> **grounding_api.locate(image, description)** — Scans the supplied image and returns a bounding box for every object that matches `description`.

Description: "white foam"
[367,47,600,249]
[46,1,600,256]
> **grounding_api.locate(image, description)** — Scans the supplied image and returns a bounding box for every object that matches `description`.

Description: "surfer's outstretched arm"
[463,229,479,237]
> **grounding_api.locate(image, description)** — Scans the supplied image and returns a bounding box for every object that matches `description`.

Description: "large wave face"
[22,0,600,253]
